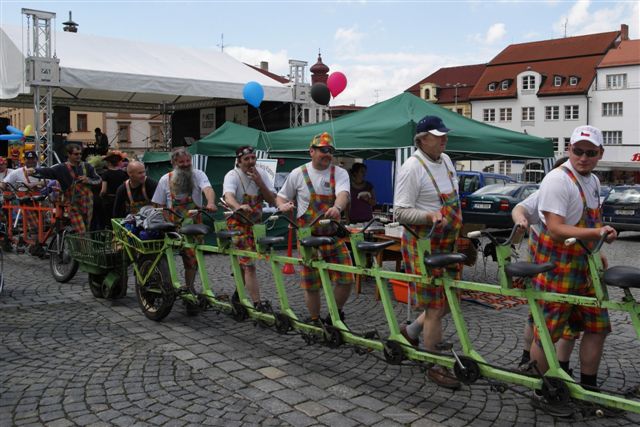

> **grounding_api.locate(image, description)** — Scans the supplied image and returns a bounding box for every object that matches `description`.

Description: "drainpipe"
[585,94,590,125]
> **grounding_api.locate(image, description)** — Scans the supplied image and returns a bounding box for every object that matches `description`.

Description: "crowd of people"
[2,116,619,409]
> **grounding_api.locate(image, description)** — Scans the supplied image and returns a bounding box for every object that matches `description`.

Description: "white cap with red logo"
[569,125,603,147]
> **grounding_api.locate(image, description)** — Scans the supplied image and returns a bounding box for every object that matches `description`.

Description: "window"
[76,114,87,132]
[456,108,464,115]
[117,122,130,144]
[564,137,571,151]
[483,165,495,173]
[501,80,509,90]
[522,75,535,90]
[568,76,579,86]
[553,76,563,87]
[488,82,497,92]
[548,137,559,152]
[606,74,627,89]
[304,108,310,123]
[150,124,162,146]
[499,108,512,122]
[498,160,512,175]
[424,88,431,99]
[602,102,623,117]
[602,131,622,145]
[564,105,579,120]
[545,106,559,120]
[522,107,535,121]
[483,108,496,122]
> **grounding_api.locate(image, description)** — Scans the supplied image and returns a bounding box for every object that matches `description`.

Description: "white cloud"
[224,46,290,76]
[472,23,507,45]
[334,26,365,55]
[553,0,638,38]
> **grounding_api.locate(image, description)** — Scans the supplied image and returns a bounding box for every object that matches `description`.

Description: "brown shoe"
[427,365,461,390]
[400,324,419,347]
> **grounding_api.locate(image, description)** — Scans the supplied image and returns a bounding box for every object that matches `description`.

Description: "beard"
[171,166,193,196]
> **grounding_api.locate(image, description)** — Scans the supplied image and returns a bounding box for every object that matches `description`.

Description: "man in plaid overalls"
[394,116,463,390]
[113,161,158,219]
[276,132,353,324]
[151,148,217,295]
[530,125,617,399]
[30,144,102,234]
[223,146,277,307]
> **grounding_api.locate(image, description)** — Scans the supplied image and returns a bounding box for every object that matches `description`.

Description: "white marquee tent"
[0,25,292,112]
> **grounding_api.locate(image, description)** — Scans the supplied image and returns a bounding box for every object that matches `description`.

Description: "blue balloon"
[5,125,23,136]
[243,81,264,108]
[0,134,22,140]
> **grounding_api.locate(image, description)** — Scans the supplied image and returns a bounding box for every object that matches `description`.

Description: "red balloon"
[327,72,347,98]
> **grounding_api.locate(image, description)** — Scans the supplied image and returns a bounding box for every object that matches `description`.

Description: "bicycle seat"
[146,222,176,233]
[257,236,285,249]
[424,253,467,268]
[180,224,210,236]
[505,262,555,278]
[356,240,395,253]
[216,230,241,240]
[603,266,640,289]
[299,236,334,248]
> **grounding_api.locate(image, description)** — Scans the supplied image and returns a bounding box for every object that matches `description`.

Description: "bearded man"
[152,147,217,301]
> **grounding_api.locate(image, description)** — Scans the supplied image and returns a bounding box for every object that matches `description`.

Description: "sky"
[1,0,638,106]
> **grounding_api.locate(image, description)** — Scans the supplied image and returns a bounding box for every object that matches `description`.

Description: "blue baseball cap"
[416,115,451,136]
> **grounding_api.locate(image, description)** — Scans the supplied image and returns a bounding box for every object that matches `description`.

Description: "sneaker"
[530,391,574,418]
[303,317,322,327]
[323,310,346,326]
[426,365,461,390]
[400,324,419,347]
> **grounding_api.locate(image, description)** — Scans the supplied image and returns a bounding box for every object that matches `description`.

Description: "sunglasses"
[315,146,335,154]
[236,147,254,158]
[571,147,600,158]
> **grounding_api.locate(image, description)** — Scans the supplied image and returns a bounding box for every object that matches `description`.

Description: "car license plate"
[473,203,492,210]
[614,209,635,215]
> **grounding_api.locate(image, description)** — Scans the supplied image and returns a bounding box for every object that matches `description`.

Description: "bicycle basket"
[112,220,164,255]
[66,230,126,268]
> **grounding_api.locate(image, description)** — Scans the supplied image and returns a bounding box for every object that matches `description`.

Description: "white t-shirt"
[0,168,15,181]
[277,162,350,218]
[537,160,601,226]
[393,150,458,212]
[222,167,275,201]
[516,191,540,226]
[3,167,45,189]
[151,169,212,208]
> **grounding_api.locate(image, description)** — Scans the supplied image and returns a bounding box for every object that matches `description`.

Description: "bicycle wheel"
[88,273,105,298]
[49,233,79,283]
[0,249,4,295]
[135,255,174,321]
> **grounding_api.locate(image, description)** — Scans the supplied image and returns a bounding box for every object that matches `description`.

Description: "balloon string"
[328,105,336,148]
[257,108,272,153]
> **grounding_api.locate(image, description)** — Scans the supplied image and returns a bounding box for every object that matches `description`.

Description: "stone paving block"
[278,410,316,427]
[294,401,330,417]
[327,384,362,399]
[317,411,360,427]
[256,398,293,415]
[272,389,310,406]
[257,366,287,379]
[42,418,74,427]
[298,384,330,400]
[215,360,244,373]
[251,378,285,393]
[351,394,389,411]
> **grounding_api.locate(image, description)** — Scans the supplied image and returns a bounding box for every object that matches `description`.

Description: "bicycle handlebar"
[467,224,522,246]
[564,228,613,254]
[266,213,299,229]
[393,220,441,239]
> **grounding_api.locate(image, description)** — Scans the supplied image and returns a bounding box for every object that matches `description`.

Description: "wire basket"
[66,230,126,268]
[112,220,164,255]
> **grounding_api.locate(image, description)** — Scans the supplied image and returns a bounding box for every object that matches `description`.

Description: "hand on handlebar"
[427,212,447,228]
[600,225,617,244]
[205,202,218,212]
[277,201,295,213]
[324,206,341,220]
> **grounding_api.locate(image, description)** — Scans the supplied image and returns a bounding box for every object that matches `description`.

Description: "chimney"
[260,61,269,71]
[620,24,629,41]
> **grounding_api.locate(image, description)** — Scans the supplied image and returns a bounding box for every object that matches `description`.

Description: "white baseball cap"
[569,125,603,147]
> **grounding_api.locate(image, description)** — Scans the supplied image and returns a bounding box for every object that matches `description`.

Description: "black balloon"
[311,83,331,106]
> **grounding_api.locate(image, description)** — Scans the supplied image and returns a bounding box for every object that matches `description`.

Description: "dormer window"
[488,82,497,92]
[553,76,563,87]
[569,76,579,86]
[522,75,535,90]
[501,80,510,90]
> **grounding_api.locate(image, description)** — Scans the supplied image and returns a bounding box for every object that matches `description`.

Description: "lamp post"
[446,82,467,115]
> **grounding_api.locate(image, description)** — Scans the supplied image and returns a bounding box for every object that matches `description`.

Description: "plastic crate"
[389,279,414,304]
[66,230,125,268]
[112,220,164,255]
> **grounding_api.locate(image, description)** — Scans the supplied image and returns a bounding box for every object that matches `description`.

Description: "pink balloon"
[327,72,347,98]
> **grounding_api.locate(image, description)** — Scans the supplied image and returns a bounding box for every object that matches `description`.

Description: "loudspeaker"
[0,117,10,157]
[53,106,70,134]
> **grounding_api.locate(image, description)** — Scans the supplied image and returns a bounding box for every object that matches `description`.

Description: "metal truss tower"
[289,60,307,128]
[22,8,60,166]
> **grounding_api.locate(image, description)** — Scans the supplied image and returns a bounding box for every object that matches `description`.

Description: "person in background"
[95,128,109,156]
[100,150,128,228]
[113,161,157,218]
[347,162,376,224]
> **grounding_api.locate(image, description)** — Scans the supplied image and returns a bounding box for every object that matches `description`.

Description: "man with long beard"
[152,147,216,311]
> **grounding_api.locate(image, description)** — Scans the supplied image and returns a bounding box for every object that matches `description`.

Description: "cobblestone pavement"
[2,232,640,426]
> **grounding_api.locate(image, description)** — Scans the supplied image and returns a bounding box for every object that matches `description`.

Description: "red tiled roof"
[599,39,640,68]
[405,64,486,100]
[245,63,289,84]
[490,31,619,64]
[470,30,620,100]
[330,105,365,111]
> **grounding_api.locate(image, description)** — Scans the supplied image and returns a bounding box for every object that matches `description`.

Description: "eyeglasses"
[315,147,335,155]
[571,147,600,158]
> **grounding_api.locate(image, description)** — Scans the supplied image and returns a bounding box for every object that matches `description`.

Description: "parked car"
[599,185,611,205]
[457,171,516,198]
[602,185,640,234]
[461,183,539,228]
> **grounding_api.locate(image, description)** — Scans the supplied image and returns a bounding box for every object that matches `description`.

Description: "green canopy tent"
[265,92,553,160]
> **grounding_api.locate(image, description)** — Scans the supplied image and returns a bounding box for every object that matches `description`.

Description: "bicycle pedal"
[435,341,453,351]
